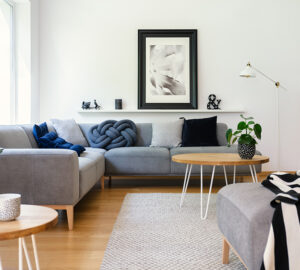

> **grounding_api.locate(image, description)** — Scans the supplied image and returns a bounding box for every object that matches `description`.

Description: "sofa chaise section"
[0,125,105,230]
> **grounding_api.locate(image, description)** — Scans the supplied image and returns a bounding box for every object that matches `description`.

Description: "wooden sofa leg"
[100,176,105,189]
[108,176,112,188]
[66,206,74,230]
[222,237,230,264]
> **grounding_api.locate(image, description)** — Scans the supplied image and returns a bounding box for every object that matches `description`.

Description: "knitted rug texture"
[101,193,245,270]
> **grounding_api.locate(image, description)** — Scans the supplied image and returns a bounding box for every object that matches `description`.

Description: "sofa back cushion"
[79,122,227,147]
[217,123,228,146]
[0,125,32,148]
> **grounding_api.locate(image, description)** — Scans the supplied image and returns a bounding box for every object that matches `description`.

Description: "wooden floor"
[0,176,258,270]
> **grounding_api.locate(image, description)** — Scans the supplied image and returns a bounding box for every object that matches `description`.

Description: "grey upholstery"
[105,147,170,175]
[217,183,274,270]
[216,123,228,146]
[0,149,79,205]
[0,126,32,148]
[170,146,262,175]
[135,123,152,146]
[20,125,39,148]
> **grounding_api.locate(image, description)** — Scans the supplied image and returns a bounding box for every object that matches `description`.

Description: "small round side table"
[0,205,58,270]
[172,153,269,220]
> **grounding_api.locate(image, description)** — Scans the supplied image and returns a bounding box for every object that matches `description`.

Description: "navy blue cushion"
[181,116,219,147]
[32,123,85,156]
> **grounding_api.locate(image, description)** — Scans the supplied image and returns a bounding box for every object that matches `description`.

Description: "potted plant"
[226,115,262,159]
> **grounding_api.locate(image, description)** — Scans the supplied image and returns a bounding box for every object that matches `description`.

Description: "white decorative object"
[150,119,183,148]
[0,193,21,221]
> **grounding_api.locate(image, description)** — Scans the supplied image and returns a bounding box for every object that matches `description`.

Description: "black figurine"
[207,94,221,110]
[94,99,100,110]
[82,101,91,110]
[82,100,101,110]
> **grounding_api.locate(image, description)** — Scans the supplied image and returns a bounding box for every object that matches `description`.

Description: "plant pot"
[238,143,256,159]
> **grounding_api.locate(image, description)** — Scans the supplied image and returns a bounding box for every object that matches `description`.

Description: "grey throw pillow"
[50,119,88,146]
[150,119,183,148]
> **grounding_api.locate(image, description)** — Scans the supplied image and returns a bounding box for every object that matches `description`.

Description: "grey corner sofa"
[0,122,262,230]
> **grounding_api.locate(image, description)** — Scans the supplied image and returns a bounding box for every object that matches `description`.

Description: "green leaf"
[254,124,262,139]
[238,134,256,145]
[248,121,255,125]
[232,137,238,144]
[233,130,242,135]
[240,114,254,120]
[237,121,247,130]
[226,129,233,144]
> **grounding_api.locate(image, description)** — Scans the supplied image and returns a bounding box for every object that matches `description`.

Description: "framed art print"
[138,29,198,109]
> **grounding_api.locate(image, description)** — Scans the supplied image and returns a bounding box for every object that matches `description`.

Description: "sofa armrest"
[0,149,79,205]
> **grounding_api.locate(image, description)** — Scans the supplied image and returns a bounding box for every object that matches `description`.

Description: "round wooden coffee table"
[172,153,269,219]
[0,205,58,270]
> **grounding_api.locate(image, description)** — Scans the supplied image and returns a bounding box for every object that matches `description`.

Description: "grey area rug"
[101,193,245,270]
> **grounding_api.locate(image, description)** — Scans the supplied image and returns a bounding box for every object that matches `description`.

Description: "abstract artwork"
[138,30,197,109]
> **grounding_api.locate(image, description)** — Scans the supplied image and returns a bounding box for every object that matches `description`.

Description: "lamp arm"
[251,66,280,88]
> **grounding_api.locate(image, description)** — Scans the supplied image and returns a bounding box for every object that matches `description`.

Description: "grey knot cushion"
[87,120,137,150]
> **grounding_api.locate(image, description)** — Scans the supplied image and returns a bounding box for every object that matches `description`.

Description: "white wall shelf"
[78,109,245,113]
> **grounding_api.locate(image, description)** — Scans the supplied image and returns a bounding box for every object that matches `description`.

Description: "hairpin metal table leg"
[31,235,40,270]
[249,165,255,183]
[233,165,236,184]
[252,165,258,183]
[22,238,33,270]
[201,165,216,220]
[180,164,192,208]
[19,238,23,270]
[223,165,228,185]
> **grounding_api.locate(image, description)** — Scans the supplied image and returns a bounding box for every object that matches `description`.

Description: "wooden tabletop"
[0,205,58,240]
[172,153,269,166]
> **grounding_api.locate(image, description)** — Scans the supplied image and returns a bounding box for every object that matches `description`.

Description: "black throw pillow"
[181,116,219,147]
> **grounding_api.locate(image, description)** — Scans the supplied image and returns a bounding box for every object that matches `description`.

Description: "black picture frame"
[138,29,198,109]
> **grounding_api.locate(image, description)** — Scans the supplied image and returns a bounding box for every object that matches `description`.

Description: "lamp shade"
[240,63,256,78]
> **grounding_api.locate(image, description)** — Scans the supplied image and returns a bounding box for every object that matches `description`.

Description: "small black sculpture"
[82,101,91,110]
[207,94,221,110]
[94,99,100,110]
[82,99,101,110]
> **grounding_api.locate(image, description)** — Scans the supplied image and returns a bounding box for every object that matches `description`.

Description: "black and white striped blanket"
[261,172,300,270]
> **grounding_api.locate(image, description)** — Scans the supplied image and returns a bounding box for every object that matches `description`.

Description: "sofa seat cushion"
[0,126,32,148]
[105,147,170,175]
[80,147,105,177]
[217,183,274,270]
[170,146,261,175]
[78,157,98,199]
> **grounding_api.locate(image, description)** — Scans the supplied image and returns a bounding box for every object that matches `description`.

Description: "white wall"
[39,0,300,171]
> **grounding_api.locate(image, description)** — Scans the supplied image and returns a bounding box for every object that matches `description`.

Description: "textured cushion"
[33,123,85,156]
[217,183,274,270]
[87,120,137,150]
[170,146,262,175]
[182,116,219,147]
[150,120,183,148]
[105,147,170,175]
[0,125,32,148]
[51,119,88,147]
